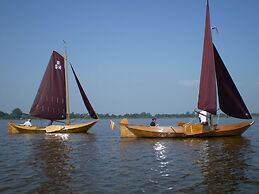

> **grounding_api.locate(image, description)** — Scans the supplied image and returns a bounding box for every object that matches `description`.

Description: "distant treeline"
[1,108,259,120]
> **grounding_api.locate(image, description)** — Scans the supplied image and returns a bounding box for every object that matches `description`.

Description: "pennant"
[110,120,116,130]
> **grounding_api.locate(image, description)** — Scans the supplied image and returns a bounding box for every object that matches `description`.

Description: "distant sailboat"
[119,0,254,138]
[8,49,98,133]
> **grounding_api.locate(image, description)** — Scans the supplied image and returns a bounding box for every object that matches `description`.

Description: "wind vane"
[211,26,219,34]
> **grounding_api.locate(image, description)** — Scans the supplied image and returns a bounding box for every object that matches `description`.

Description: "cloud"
[177,80,199,87]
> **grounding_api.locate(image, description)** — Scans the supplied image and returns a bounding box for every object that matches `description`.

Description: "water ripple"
[1,119,259,193]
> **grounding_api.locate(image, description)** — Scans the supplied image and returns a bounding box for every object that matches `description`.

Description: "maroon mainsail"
[30,51,98,121]
[198,0,251,119]
[30,51,66,120]
[198,0,217,115]
[70,64,98,119]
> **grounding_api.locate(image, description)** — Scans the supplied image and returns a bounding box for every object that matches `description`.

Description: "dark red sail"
[198,0,217,115]
[213,44,252,119]
[70,64,98,119]
[30,51,66,120]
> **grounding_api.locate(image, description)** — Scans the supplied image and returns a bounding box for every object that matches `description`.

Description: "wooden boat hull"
[120,119,254,138]
[8,120,98,134]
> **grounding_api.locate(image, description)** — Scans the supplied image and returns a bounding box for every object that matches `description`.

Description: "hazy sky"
[0,0,259,115]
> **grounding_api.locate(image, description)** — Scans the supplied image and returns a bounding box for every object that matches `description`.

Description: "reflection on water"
[153,142,169,177]
[196,137,251,193]
[30,134,73,193]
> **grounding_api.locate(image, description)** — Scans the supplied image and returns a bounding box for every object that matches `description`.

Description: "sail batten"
[30,51,66,120]
[198,0,217,115]
[70,64,98,119]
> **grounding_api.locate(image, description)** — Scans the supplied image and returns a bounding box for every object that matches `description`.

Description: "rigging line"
[63,40,70,125]
[216,108,221,125]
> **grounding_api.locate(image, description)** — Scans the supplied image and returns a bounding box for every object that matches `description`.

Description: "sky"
[0,0,259,115]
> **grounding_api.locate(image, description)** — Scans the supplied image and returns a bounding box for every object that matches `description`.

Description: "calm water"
[0,118,259,194]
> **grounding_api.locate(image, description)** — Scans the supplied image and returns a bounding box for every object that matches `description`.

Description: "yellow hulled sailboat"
[120,0,254,138]
[8,49,98,133]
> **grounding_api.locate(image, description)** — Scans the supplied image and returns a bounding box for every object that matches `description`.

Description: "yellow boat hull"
[120,119,254,138]
[8,120,98,134]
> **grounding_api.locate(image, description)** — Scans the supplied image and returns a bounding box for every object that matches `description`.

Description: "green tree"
[10,108,23,119]
[0,111,9,119]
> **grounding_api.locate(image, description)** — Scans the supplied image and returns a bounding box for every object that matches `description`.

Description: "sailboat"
[119,0,254,138]
[8,49,98,133]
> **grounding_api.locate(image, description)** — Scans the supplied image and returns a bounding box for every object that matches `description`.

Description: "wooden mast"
[64,40,71,125]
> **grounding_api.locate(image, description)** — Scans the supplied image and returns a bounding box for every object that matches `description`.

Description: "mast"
[64,40,71,125]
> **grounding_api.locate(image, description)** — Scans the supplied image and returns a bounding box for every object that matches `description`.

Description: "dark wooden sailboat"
[120,0,254,138]
[8,50,98,133]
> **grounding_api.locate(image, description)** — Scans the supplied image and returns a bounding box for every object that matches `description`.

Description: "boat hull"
[8,120,98,134]
[120,119,254,138]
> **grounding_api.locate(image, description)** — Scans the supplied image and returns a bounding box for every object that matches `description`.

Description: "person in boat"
[198,110,210,125]
[150,118,158,126]
[23,119,32,127]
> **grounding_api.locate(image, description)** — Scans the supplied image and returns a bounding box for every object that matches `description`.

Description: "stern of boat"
[8,121,19,134]
[120,118,136,138]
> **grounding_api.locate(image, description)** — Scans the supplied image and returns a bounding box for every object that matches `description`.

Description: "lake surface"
[0,118,259,194]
